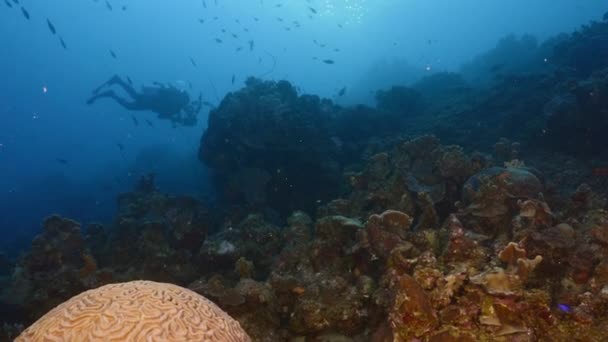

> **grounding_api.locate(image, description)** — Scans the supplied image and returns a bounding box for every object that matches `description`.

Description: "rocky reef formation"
[3,135,608,340]
[1,175,212,323]
[432,18,608,159]
[199,77,341,217]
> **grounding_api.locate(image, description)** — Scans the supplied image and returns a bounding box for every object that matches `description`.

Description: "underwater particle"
[32,113,39,120]
[425,65,432,71]
[544,58,548,62]
[42,85,48,93]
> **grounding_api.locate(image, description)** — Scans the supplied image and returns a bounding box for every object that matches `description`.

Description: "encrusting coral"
[15,280,251,342]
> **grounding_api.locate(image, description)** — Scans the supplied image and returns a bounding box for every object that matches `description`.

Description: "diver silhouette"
[86,75,202,127]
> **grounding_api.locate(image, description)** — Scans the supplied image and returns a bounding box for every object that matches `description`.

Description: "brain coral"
[16,280,251,342]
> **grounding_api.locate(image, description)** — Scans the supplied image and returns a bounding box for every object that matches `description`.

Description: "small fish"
[126,76,133,85]
[117,143,124,151]
[131,114,138,126]
[46,19,56,35]
[20,6,29,19]
[59,36,67,50]
[145,119,154,127]
[56,158,69,165]
[231,33,238,39]
[334,48,340,52]
[337,24,343,28]
[309,7,317,14]
[110,50,117,59]
[215,38,223,43]
[253,17,259,21]
[277,17,283,22]
[202,0,207,8]
[4,0,12,9]
[231,74,235,84]
[190,57,197,67]
[557,304,572,313]
[121,5,126,11]
[198,18,205,24]
[338,87,346,96]
[248,40,254,51]
[105,0,112,11]
[322,59,335,64]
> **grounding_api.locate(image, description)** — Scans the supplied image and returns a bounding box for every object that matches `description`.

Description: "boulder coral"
[16,280,251,342]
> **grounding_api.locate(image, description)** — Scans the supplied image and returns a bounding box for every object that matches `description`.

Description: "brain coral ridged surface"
[16,280,251,342]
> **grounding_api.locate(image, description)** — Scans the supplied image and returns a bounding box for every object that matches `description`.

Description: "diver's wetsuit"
[86,75,200,126]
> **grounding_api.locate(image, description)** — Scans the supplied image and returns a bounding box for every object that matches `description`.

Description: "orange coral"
[498,242,543,281]
[16,280,251,342]
[498,242,527,266]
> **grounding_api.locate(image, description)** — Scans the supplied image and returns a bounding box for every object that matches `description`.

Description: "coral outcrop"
[16,280,251,342]
[199,77,341,216]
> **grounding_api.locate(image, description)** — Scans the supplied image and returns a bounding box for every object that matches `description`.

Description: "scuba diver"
[86,75,202,127]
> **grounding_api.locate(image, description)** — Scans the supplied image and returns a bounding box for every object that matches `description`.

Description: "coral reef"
[3,15,608,341]
[199,77,341,216]
[3,133,608,340]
